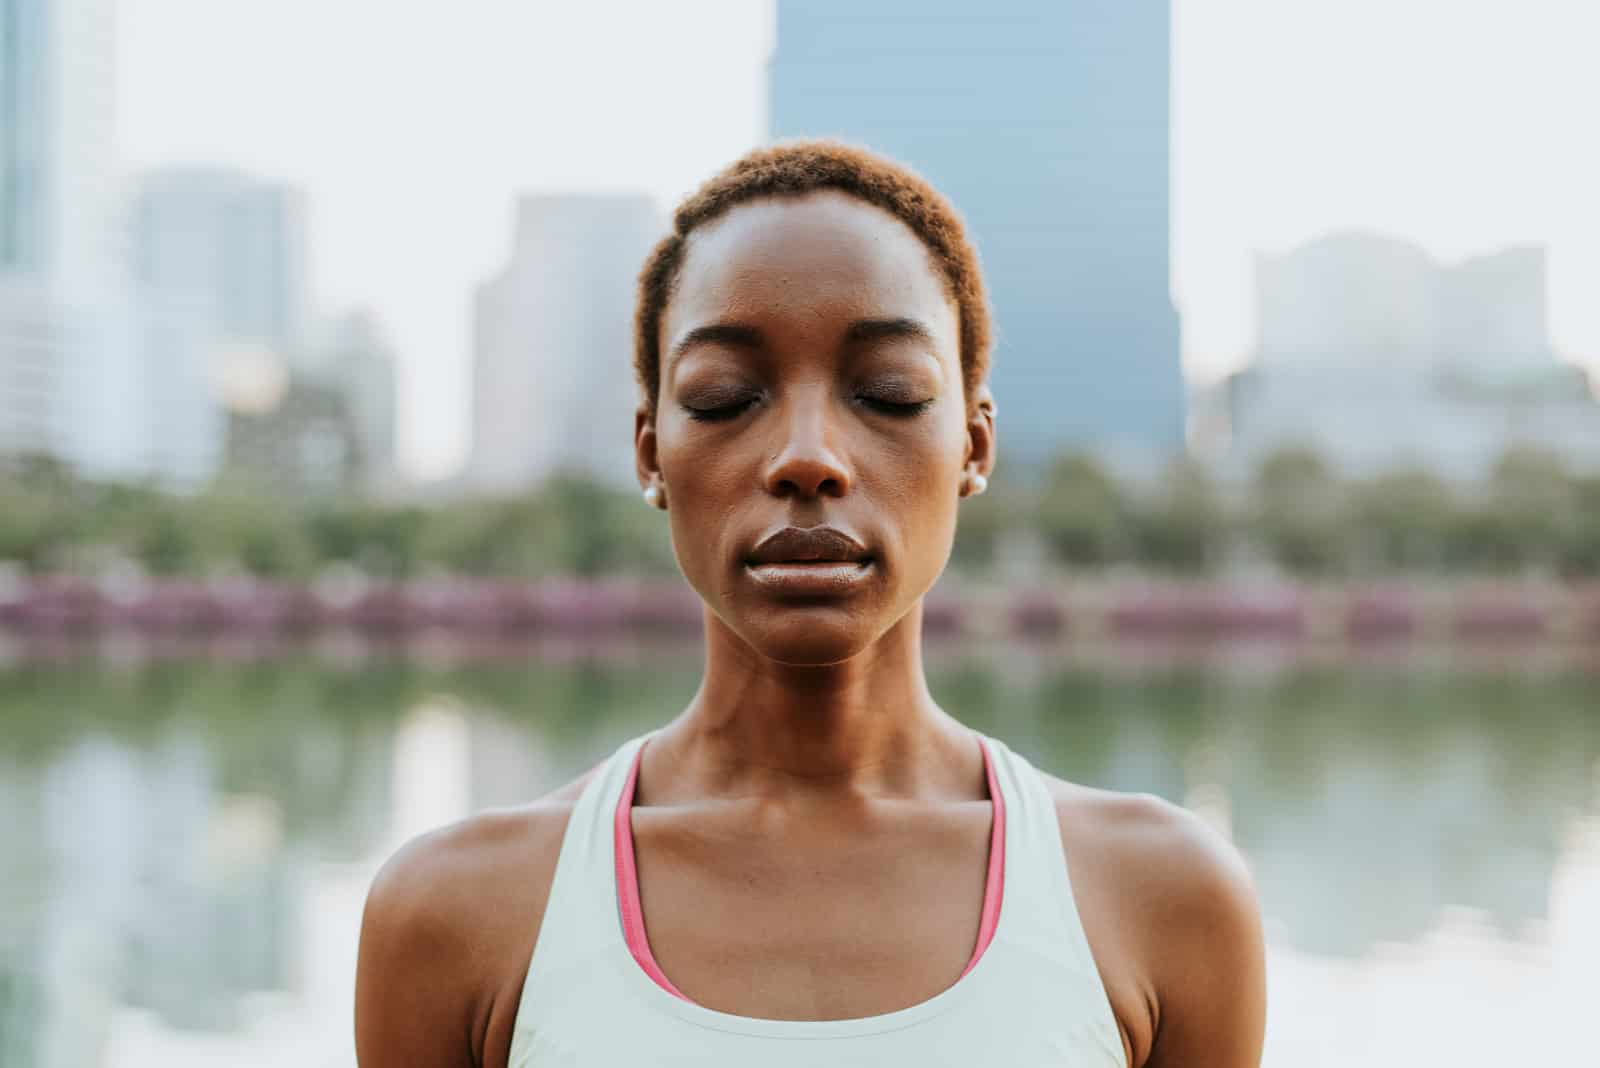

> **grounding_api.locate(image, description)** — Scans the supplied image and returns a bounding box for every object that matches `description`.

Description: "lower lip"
[744,560,875,595]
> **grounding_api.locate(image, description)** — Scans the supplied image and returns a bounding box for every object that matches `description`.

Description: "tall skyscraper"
[1,0,120,296]
[0,277,75,458]
[127,168,318,490]
[133,168,311,355]
[471,194,665,494]
[1,0,141,483]
[769,1,1184,474]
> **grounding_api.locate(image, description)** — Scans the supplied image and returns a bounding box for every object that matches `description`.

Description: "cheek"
[656,431,740,571]
[875,418,967,538]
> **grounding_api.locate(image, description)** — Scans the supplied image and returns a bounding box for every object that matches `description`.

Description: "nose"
[761,387,853,499]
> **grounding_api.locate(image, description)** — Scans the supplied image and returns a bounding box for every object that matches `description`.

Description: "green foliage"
[1128,457,1227,575]
[1347,467,1459,574]
[1561,475,1600,577]
[949,467,1023,571]
[2,443,1596,581]
[1248,445,1347,576]
[1037,451,1126,568]
[308,504,429,579]
[0,454,93,571]
[1459,447,1576,575]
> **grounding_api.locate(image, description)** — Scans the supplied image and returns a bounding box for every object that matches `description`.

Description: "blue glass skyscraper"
[2,0,51,273]
[1,0,117,294]
[770,1,1184,471]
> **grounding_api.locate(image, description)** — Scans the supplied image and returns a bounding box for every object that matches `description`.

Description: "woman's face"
[638,191,994,666]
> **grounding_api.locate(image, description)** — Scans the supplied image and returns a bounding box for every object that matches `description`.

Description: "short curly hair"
[634,139,993,417]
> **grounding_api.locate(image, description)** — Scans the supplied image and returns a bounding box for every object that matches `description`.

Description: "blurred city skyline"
[115,0,1600,481]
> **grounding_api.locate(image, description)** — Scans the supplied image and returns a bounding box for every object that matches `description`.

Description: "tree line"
[944,443,1600,579]
[2,445,1597,582]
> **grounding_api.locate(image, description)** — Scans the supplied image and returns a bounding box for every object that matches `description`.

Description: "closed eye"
[684,397,760,422]
[859,397,934,417]
[684,395,933,422]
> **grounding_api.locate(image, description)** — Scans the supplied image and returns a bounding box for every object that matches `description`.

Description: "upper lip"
[747,526,872,565]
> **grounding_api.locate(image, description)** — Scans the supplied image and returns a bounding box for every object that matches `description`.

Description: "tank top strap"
[516,730,650,1011]
[978,732,1113,988]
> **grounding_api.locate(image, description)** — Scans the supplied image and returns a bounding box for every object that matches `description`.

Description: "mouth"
[745,558,874,570]
[743,525,876,594]
[743,557,876,595]
[746,525,872,567]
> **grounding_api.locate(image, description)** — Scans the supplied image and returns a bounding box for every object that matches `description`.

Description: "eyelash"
[684,397,933,422]
[865,397,935,417]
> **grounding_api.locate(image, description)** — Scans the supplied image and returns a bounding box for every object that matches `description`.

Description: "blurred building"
[218,376,363,499]
[132,169,403,496]
[130,168,312,489]
[769,0,1184,475]
[1208,232,1600,481]
[0,294,219,494]
[1,0,121,298]
[0,278,74,458]
[301,310,400,494]
[132,168,310,355]
[0,0,156,483]
[129,299,223,489]
[470,194,664,494]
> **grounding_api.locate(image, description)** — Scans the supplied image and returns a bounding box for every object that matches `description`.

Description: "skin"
[355,191,1267,1067]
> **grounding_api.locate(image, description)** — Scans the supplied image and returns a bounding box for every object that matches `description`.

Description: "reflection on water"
[0,641,1596,1066]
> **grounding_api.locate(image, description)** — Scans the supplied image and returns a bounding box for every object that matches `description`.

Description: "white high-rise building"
[1214,231,1600,481]
[132,168,311,355]
[1253,232,1554,377]
[0,278,76,459]
[0,283,219,490]
[470,195,665,494]
[124,168,317,490]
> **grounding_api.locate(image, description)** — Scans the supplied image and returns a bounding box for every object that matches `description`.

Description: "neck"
[650,601,978,803]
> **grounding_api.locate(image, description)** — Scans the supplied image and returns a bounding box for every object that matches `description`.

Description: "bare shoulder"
[1045,775,1258,924]
[354,769,598,1068]
[362,773,588,965]
[1040,774,1266,1068]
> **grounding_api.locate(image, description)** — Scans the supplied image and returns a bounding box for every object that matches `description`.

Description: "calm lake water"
[2,636,1597,1067]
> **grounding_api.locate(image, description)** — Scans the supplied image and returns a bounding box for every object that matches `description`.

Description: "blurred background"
[2,1,1598,1065]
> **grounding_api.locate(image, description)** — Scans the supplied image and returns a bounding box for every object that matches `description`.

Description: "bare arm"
[355,829,481,1068]
[1055,787,1267,1068]
[1140,808,1266,1068]
[354,788,587,1068]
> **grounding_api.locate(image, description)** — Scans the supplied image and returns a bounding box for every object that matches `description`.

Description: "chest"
[627,800,996,1020]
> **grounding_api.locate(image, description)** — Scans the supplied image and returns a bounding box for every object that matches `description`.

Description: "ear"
[635,399,661,493]
[963,381,998,483]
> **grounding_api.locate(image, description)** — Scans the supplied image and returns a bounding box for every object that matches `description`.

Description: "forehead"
[665,191,957,349]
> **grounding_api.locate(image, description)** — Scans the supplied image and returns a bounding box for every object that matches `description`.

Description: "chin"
[735,609,882,666]
[762,632,873,667]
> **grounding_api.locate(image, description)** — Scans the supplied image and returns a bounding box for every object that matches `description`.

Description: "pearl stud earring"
[643,484,662,508]
[969,473,988,496]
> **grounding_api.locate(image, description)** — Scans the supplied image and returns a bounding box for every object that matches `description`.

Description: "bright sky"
[118,0,1600,480]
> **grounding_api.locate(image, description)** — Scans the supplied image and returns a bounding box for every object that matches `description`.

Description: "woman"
[355,141,1266,1067]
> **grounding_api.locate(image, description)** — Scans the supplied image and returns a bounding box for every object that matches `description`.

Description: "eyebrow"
[670,316,937,366]
[669,323,764,365]
[843,317,937,347]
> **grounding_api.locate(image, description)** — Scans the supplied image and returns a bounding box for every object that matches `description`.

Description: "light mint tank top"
[507,730,1125,1066]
